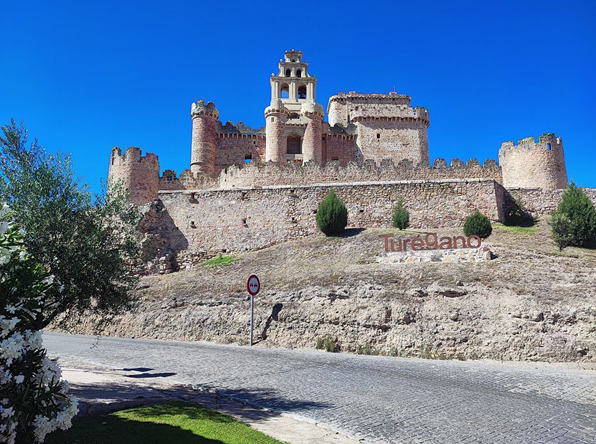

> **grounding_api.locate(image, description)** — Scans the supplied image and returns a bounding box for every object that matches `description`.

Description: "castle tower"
[302,103,324,163]
[265,50,324,164]
[264,103,288,163]
[498,133,567,189]
[108,147,160,205]
[190,100,219,177]
[327,92,430,166]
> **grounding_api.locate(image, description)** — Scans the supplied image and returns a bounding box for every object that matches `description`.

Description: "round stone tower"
[190,100,219,177]
[265,100,288,163]
[498,133,567,189]
[302,102,324,163]
[108,147,160,205]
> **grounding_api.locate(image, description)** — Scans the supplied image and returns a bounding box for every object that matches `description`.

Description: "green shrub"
[316,189,348,236]
[463,210,492,238]
[550,183,596,250]
[505,198,533,227]
[392,199,410,230]
[315,335,339,352]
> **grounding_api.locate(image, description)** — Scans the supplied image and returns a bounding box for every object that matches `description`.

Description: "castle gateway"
[107,50,573,255]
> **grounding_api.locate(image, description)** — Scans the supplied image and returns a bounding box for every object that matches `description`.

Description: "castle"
[108,50,577,256]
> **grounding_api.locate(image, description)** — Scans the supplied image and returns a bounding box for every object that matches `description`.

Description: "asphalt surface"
[44,332,596,444]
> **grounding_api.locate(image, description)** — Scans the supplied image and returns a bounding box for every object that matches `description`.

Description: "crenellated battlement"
[216,157,501,189]
[153,157,502,193]
[216,121,266,136]
[110,146,159,166]
[191,100,219,119]
[329,91,412,106]
[499,133,563,154]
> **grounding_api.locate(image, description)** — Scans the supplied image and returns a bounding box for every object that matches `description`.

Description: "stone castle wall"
[356,119,429,166]
[108,147,159,205]
[214,134,266,175]
[216,158,502,190]
[156,157,503,192]
[499,134,567,190]
[158,179,505,253]
[509,188,596,217]
[324,134,359,165]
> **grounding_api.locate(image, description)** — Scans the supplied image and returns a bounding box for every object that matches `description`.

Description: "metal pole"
[250,296,254,346]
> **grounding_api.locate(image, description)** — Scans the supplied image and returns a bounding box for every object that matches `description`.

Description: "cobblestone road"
[44,332,595,443]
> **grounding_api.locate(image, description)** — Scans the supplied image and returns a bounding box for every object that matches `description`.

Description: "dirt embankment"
[52,220,596,363]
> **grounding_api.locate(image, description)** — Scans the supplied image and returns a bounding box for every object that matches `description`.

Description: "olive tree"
[0,119,142,329]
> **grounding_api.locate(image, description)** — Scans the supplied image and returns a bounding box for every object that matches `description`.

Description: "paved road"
[44,332,595,444]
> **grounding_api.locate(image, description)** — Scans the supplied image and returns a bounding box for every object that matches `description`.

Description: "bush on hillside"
[550,183,596,250]
[316,189,348,236]
[392,199,410,230]
[504,198,534,227]
[463,210,492,238]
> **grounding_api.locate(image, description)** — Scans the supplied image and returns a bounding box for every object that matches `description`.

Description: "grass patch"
[46,401,283,444]
[494,223,540,234]
[200,254,237,267]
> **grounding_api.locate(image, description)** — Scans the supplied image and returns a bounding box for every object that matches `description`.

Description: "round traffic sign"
[246,275,260,296]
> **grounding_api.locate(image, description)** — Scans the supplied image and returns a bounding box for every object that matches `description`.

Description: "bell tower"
[265,50,324,164]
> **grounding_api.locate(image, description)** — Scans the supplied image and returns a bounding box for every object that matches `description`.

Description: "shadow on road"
[198,384,332,416]
[67,379,331,423]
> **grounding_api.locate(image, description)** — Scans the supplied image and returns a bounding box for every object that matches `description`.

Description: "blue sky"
[1,0,594,195]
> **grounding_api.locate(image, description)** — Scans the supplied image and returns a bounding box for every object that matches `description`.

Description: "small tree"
[392,199,410,230]
[0,120,142,329]
[316,189,348,236]
[550,183,596,250]
[463,210,492,238]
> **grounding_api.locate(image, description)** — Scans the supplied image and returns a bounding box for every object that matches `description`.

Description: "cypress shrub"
[316,189,348,236]
[463,210,492,238]
[392,199,410,230]
[550,183,596,250]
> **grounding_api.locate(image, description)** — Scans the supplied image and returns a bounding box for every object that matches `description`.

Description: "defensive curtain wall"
[156,179,505,254]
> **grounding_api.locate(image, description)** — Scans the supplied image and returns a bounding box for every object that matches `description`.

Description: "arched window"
[287,135,302,154]
[297,85,306,99]
[285,68,291,77]
[296,69,302,77]
[280,84,289,99]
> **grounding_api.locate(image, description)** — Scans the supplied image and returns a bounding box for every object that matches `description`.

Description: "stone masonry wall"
[356,120,429,166]
[324,135,359,165]
[509,188,596,217]
[216,158,503,190]
[215,134,266,175]
[157,179,504,253]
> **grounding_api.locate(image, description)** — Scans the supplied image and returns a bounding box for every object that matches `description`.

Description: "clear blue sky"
[1,0,594,195]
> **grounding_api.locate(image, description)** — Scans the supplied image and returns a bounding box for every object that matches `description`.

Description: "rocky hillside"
[52,220,596,363]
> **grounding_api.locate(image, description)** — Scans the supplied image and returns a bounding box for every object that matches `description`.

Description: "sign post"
[246,275,260,346]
